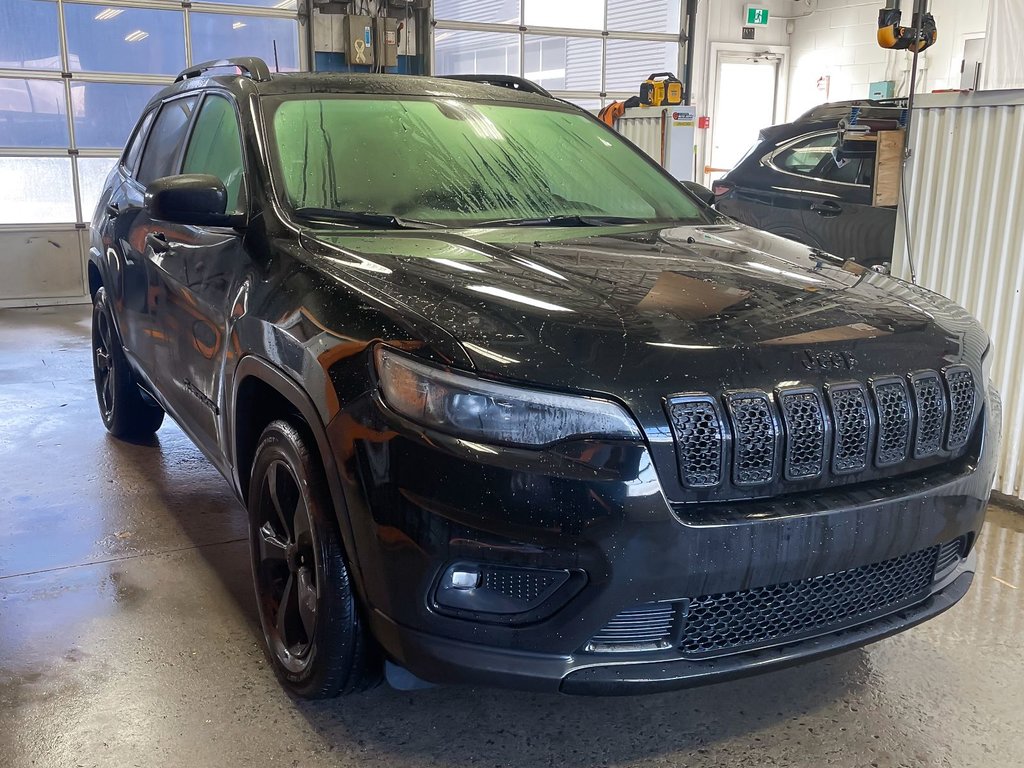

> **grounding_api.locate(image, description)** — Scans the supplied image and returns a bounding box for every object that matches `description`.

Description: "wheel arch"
[88,261,103,298]
[229,356,366,594]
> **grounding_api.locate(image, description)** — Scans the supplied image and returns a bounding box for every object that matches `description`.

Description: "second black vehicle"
[714,99,907,267]
[89,61,997,698]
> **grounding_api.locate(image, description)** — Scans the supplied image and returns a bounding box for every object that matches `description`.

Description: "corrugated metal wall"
[616,109,667,164]
[893,92,1024,498]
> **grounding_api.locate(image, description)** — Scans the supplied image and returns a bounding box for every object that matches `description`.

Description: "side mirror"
[682,180,716,208]
[145,174,243,227]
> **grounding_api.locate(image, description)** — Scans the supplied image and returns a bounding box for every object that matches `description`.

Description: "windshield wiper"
[292,207,440,230]
[476,214,650,227]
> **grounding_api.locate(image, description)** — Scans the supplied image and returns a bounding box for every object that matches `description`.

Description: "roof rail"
[442,74,552,98]
[175,57,272,84]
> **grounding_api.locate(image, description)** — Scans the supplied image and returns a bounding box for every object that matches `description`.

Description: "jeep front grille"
[665,367,978,495]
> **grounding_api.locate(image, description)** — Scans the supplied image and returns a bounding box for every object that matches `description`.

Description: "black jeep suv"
[88,58,999,698]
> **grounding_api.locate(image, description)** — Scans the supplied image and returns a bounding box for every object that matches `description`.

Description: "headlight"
[374,346,642,447]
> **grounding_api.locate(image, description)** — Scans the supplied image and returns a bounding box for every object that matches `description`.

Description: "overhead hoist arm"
[878,0,937,52]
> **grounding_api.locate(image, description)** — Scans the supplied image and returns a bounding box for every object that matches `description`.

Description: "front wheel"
[248,419,381,698]
[92,287,164,439]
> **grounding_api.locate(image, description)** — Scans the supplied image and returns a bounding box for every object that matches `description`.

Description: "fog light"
[450,569,481,590]
[435,562,572,616]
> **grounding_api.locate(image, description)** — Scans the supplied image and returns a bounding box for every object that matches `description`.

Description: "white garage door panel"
[0,229,85,301]
[894,91,1024,501]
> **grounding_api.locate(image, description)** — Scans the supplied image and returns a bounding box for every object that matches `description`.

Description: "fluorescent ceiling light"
[467,285,573,313]
[232,21,247,29]
[427,258,486,273]
[124,30,149,43]
[645,342,715,350]
[94,8,124,21]
[462,342,520,365]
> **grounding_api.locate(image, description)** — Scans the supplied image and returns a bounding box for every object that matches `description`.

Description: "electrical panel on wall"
[342,15,376,67]
[312,2,423,72]
[374,17,399,68]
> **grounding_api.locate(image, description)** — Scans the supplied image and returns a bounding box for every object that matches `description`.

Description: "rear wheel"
[91,287,164,439]
[248,419,381,698]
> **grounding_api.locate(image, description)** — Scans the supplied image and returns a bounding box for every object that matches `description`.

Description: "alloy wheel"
[255,459,320,674]
[93,308,115,419]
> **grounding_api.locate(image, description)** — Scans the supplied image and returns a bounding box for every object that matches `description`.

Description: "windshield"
[264,95,708,227]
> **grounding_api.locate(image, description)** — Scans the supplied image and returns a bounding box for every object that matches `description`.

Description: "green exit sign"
[745,5,770,25]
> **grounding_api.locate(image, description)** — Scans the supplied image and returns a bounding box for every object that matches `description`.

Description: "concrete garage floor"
[2,306,1023,768]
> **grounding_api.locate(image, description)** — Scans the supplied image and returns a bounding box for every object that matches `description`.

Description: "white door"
[708,52,781,183]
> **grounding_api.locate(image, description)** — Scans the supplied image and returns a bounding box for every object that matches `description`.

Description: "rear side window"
[774,134,836,175]
[181,95,246,214]
[123,109,156,176]
[136,95,199,186]
[821,156,866,184]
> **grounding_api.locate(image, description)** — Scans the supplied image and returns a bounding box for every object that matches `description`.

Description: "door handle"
[146,232,172,253]
[810,201,843,217]
[106,202,120,218]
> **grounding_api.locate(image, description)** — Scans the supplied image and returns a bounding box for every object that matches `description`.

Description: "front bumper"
[327,393,998,695]
[370,566,974,695]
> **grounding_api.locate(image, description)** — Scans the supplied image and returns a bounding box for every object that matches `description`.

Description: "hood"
[299,222,986,428]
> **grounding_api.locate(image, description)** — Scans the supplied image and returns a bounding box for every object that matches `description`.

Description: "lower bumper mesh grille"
[680,545,940,657]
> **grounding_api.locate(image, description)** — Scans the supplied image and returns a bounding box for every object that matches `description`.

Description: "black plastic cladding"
[664,368,979,499]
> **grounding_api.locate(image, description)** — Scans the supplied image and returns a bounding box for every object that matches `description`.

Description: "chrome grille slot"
[665,395,725,488]
[663,366,978,500]
[589,603,678,652]
[778,388,826,480]
[827,383,871,474]
[911,371,947,458]
[724,392,779,486]
[871,377,912,467]
[944,366,976,450]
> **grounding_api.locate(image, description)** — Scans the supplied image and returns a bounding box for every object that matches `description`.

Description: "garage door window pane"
[607,0,680,34]
[434,0,520,24]
[71,82,162,149]
[0,157,74,223]
[0,78,69,148]
[0,0,61,69]
[193,0,296,7]
[78,157,118,222]
[525,0,603,30]
[605,39,679,91]
[434,31,520,76]
[525,36,602,91]
[190,14,300,72]
[64,4,185,75]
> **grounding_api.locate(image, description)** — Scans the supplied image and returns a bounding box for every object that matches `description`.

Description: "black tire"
[92,287,164,439]
[247,419,381,698]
